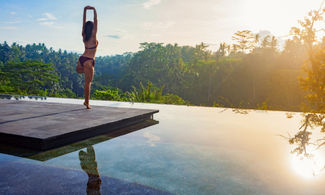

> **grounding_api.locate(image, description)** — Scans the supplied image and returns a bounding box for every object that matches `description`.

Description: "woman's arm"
[82,6,92,35]
[82,7,87,35]
[91,7,98,35]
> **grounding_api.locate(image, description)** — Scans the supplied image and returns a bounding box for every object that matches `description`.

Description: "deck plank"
[0,99,158,150]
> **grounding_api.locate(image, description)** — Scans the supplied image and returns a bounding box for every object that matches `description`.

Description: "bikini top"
[85,40,98,50]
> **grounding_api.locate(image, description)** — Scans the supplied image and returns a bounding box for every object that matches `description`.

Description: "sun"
[290,150,325,179]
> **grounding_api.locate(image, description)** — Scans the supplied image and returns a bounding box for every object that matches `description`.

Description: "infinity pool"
[1,97,325,194]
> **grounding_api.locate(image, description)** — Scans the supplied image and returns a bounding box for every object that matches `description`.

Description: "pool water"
[1,97,325,194]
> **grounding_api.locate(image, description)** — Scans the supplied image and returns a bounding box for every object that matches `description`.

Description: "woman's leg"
[84,61,94,109]
[76,61,84,73]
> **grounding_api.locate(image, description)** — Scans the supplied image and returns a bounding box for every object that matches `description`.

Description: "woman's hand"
[84,6,93,9]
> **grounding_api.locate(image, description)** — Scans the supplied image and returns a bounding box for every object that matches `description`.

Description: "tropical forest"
[1,8,324,113]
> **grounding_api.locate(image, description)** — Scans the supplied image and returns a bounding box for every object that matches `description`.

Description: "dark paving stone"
[0,100,158,150]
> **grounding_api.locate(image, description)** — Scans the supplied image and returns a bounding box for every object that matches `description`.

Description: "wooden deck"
[0,99,158,150]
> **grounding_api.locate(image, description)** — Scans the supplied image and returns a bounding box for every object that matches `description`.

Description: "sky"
[0,0,323,56]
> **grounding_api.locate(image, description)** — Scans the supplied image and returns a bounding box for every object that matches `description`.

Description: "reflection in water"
[143,131,160,147]
[287,113,325,178]
[0,119,159,161]
[290,149,325,178]
[289,114,313,157]
[79,146,101,195]
[218,107,250,114]
[232,108,250,114]
[0,94,47,100]
[286,112,294,119]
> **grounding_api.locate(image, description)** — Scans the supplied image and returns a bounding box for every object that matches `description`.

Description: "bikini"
[78,40,98,67]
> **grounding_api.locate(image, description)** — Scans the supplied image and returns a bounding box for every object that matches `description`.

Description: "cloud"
[106,34,121,39]
[40,21,63,29]
[44,13,56,20]
[143,0,162,9]
[37,12,61,28]
[40,21,55,26]
[143,132,160,147]
[4,21,21,24]
[9,11,16,15]
[0,26,17,30]
[37,13,57,22]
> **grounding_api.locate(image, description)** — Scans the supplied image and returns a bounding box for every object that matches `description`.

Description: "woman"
[76,6,98,109]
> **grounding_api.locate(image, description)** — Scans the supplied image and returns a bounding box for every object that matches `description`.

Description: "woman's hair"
[83,21,94,42]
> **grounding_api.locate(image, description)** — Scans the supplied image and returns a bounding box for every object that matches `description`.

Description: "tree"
[288,4,325,160]
[216,42,230,57]
[300,47,325,112]
[120,42,187,96]
[1,60,58,95]
[294,7,325,112]
[232,30,256,53]
[270,36,278,50]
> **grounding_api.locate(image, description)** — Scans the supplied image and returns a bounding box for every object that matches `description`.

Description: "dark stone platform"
[0,99,158,150]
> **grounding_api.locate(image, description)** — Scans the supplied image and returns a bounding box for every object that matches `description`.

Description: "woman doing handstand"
[76,6,98,109]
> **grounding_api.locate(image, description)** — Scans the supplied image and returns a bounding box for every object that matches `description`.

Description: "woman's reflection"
[79,146,101,195]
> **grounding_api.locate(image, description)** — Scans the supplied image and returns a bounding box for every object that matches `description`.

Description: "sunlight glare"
[240,0,323,36]
[290,150,325,179]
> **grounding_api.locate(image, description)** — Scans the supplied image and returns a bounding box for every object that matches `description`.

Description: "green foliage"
[292,8,325,113]
[53,89,77,98]
[120,42,189,96]
[0,42,84,96]
[0,84,15,94]
[92,81,187,105]
[93,88,128,101]
[300,47,325,112]
[256,101,269,110]
[127,81,164,103]
[1,60,58,95]
[161,94,187,105]
[0,40,308,110]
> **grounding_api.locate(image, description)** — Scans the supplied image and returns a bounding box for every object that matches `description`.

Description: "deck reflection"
[0,119,158,161]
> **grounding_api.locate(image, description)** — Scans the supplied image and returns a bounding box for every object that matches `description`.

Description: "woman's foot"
[84,102,91,109]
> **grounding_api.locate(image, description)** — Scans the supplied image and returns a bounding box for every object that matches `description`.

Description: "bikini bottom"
[79,56,95,67]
